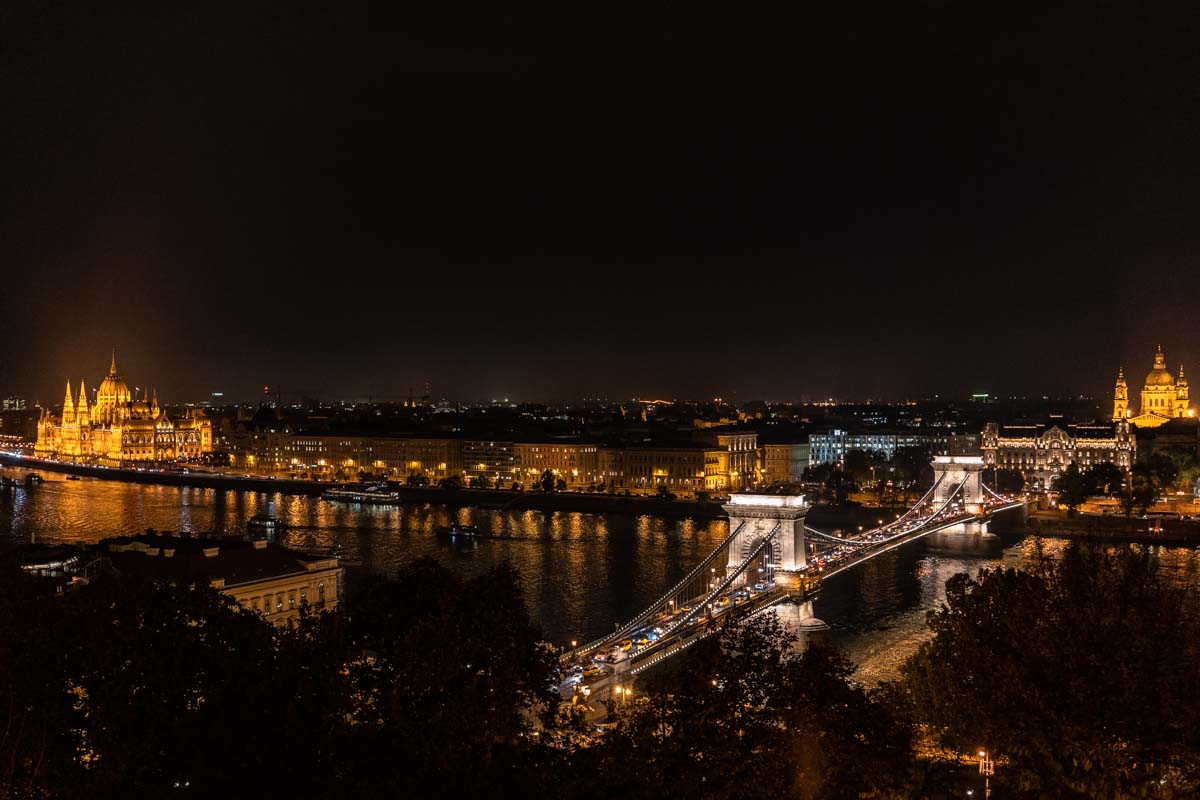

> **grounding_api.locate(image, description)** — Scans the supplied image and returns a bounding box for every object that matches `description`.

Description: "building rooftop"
[992,422,1124,440]
[98,534,337,588]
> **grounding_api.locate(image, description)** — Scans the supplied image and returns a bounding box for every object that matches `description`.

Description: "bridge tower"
[931,455,987,513]
[722,493,809,583]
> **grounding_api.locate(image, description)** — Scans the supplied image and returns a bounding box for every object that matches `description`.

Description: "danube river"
[4,469,1199,683]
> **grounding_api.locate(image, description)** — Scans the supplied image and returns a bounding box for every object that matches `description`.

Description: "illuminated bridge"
[564,455,1026,699]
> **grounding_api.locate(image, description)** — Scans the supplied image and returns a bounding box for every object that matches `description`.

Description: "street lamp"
[978,749,994,799]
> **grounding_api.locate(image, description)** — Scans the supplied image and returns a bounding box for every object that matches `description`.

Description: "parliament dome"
[95,351,132,415]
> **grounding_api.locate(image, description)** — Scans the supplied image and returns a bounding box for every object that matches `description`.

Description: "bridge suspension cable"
[982,481,1010,502]
[804,526,868,546]
[802,472,948,548]
[818,478,970,580]
[670,523,780,632]
[573,520,750,658]
[891,472,948,526]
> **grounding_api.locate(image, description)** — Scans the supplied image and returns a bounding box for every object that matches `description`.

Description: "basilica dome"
[1145,365,1175,386]
[1144,345,1175,387]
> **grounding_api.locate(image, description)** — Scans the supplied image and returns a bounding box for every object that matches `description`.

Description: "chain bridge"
[563,455,1026,702]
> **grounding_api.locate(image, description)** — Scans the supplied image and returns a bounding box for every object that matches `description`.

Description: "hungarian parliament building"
[982,346,1192,486]
[35,354,213,463]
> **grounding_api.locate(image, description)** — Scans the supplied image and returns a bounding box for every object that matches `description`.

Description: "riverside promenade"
[0,452,729,519]
[1027,509,1200,545]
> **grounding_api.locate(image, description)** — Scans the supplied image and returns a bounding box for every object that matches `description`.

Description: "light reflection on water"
[3,469,1198,682]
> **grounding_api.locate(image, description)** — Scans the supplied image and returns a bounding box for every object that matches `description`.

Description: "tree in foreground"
[0,558,560,799]
[903,544,1200,798]
[335,560,560,795]
[565,613,918,799]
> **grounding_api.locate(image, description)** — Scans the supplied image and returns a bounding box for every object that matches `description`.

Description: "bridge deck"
[563,493,1028,698]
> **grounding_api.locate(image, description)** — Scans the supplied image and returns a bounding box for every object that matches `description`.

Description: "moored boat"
[321,482,401,505]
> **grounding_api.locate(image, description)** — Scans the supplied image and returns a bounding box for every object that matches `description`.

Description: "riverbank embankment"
[0,453,730,518]
[1027,509,1200,545]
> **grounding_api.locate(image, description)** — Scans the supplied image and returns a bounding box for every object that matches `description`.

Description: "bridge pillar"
[931,455,987,514]
[936,518,990,536]
[763,599,830,651]
[722,493,809,583]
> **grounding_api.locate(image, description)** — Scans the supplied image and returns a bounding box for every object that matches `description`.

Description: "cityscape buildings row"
[229,426,808,496]
[13,345,1200,493]
[807,430,979,466]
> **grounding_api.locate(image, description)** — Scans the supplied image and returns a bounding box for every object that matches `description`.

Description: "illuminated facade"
[1116,345,1191,428]
[982,421,1134,487]
[229,429,757,497]
[809,430,978,466]
[513,441,601,489]
[759,443,810,485]
[715,432,758,490]
[35,354,213,462]
[602,444,718,496]
[100,535,340,628]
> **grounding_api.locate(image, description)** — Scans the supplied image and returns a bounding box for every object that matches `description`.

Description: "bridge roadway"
[562,493,1027,710]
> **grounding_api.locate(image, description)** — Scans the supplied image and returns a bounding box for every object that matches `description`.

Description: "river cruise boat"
[436,523,481,540]
[248,513,284,533]
[321,483,402,505]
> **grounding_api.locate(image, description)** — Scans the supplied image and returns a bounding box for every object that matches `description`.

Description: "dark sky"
[2,5,1199,404]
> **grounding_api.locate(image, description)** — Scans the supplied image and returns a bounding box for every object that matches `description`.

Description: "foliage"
[1083,461,1123,495]
[0,559,560,799]
[903,544,1200,798]
[1147,452,1180,489]
[1051,461,1089,515]
[893,445,933,502]
[842,448,885,486]
[565,614,918,799]
[540,468,555,493]
[1125,462,1162,515]
[335,560,559,795]
[986,467,1025,493]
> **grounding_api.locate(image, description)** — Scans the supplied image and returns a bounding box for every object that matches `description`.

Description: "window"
[276,594,284,612]
[288,591,296,609]
[317,582,326,607]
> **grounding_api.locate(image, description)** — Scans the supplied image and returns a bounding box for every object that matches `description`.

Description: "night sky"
[2,5,1199,404]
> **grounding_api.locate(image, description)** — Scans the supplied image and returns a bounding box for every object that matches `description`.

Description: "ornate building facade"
[1115,345,1191,428]
[35,354,213,462]
[982,421,1134,488]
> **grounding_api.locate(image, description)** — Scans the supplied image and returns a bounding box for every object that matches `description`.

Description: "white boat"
[322,483,402,505]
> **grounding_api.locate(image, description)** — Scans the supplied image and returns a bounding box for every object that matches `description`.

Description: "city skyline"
[2,7,1199,403]
[7,342,1198,408]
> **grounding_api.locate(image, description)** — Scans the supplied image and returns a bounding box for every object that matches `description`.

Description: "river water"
[4,469,1199,683]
